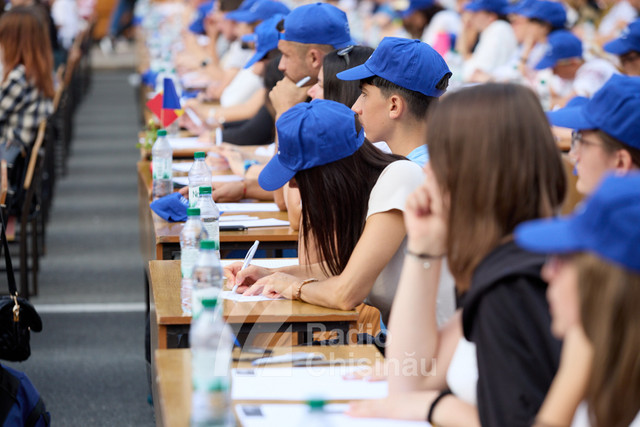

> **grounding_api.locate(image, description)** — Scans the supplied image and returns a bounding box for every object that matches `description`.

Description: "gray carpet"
[3,70,155,426]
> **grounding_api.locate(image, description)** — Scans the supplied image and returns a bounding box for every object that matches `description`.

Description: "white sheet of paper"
[217,203,280,213]
[220,259,299,269]
[211,175,243,183]
[219,215,258,222]
[172,162,193,173]
[254,144,276,157]
[231,367,388,401]
[173,175,244,187]
[167,137,212,150]
[222,218,289,228]
[235,403,431,427]
[219,290,284,302]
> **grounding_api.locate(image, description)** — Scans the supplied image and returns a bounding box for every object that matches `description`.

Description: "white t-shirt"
[598,0,638,37]
[421,10,461,48]
[220,67,264,108]
[572,402,640,426]
[463,20,518,81]
[550,58,619,98]
[447,338,478,406]
[220,40,255,70]
[51,0,81,50]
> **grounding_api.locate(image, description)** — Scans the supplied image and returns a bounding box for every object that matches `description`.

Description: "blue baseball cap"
[242,14,286,68]
[402,0,435,18]
[464,0,508,15]
[515,173,640,273]
[604,19,640,55]
[535,30,582,70]
[519,0,567,29]
[336,37,451,97]
[189,0,215,35]
[226,0,289,23]
[259,99,365,191]
[506,0,535,15]
[149,192,189,222]
[280,3,355,49]
[546,75,640,150]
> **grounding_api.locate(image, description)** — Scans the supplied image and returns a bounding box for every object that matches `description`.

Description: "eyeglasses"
[337,45,355,67]
[571,131,602,153]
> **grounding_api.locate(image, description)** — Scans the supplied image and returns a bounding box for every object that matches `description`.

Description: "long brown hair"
[427,83,566,291]
[576,253,640,427]
[297,120,405,276]
[0,6,54,98]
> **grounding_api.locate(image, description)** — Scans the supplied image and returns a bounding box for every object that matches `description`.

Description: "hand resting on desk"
[242,271,302,300]
[223,262,272,294]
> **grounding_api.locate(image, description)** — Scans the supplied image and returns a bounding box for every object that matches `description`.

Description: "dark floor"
[3,70,155,426]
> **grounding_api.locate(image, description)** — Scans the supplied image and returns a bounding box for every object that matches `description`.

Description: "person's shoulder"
[486,20,515,36]
[378,159,424,182]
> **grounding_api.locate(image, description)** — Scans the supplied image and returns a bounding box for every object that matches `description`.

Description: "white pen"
[232,240,260,293]
[215,127,223,146]
[185,107,203,127]
[295,76,311,87]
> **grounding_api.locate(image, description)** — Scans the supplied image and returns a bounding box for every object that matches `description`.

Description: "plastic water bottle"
[302,399,332,427]
[191,240,223,318]
[190,297,234,427]
[181,278,193,315]
[151,129,172,199]
[195,186,220,259]
[188,152,211,207]
[180,208,206,279]
[537,78,552,111]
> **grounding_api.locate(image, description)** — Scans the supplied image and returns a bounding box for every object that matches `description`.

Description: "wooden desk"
[155,345,384,427]
[149,260,359,350]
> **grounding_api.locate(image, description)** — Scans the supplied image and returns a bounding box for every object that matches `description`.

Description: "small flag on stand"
[146,78,184,127]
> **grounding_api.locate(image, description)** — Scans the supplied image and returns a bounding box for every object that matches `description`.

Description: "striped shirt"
[0,65,53,149]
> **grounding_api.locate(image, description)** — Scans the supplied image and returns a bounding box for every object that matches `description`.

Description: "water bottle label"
[152,157,172,180]
[203,223,219,247]
[181,248,199,279]
[189,186,199,207]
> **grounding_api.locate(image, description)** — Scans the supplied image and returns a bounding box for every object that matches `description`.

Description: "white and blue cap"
[259,100,365,191]
[518,0,567,29]
[226,0,289,23]
[604,19,640,56]
[464,0,509,15]
[515,173,640,273]
[336,37,451,97]
[546,75,640,150]
[242,14,287,69]
[535,30,582,70]
[280,3,355,49]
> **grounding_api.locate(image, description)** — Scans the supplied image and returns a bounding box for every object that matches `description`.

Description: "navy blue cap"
[336,37,451,97]
[149,192,189,222]
[515,173,640,272]
[604,19,640,55]
[546,75,640,150]
[280,3,355,49]
[402,0,435,17]
[189,0,215,35]
[535,30,582,70]
[242,14,287,68]
[464,0,508,15]
[259,100,365,191]
[226,0,289,23]
[518,0,567,28]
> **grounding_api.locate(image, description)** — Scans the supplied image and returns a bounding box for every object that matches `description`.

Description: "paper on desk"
[219,290,284,302]
[254,144,276,158]
[167,137,213,150]
[172,162,193,173]
[222,218,289,228]
[231,366,388,401]
[235,403,431,427]
[173,175,245,186]
[220,259,299,269]
[217,203,280,213]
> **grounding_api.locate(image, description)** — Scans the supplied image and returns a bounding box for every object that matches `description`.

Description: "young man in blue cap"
[269,2,356,118]
[534,30,618,107]
[336,37,451,167]
[604,19,640,76]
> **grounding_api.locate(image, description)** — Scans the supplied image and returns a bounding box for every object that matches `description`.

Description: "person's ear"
[614,149,635,172]
[307,48,324,71]
[388,94,405,120]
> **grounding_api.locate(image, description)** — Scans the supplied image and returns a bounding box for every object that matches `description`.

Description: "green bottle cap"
[157,129,167,136]
[201,298,218,308]
[199,186,212,195]
[194,151,206,159]
[200,240,219,250]
[187,207,200,216]
[307,399,326,410]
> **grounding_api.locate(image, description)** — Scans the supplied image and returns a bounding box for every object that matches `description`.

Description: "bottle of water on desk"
[190,297,234,427]
[303,399,332,427]
[191,240,223,318]
[195,186,220,259]
[151,129,172,199]
[188,152,211,207]
[180,208,206,279]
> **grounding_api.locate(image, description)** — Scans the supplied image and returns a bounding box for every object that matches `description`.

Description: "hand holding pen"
[231,240,260,293]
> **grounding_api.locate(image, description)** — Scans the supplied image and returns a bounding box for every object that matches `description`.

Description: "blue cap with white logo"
[242,14,287,68]
[280,3,354,49]
[258,100,365,191]
[604,19,640,55]
[546,74,640,150]
[336,37,451,97]
[226,0,289,23]
[535,30,582,70]
[464,0,508,15]
[515,173,640,273]
[518,0,567,29]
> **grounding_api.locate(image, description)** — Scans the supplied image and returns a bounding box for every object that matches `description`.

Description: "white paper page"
[217,203,280,213]
[254,144,276,157]
[219,290,284,302]
[172,162,193,173]
[212,175,244,183]
[235,403,431,427]
[220,259,299,269]
[219,215,258,222]
[172,176,189,186]
[231,367,388,401]
[222,219,289,228]
[173,174,244,187]
[167,137,212,150]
